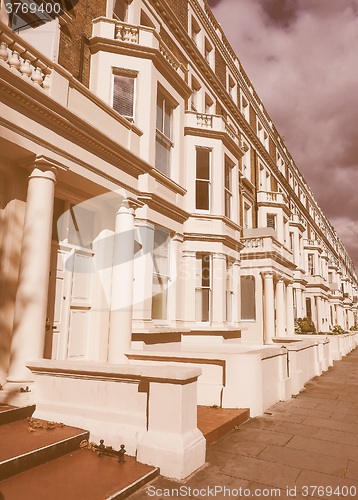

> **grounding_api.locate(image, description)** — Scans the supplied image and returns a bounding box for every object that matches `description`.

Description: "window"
[195,253,211,322]
[306,297,312,319]
[113,0,128,21]
[241,94,249,121]
[241,276,255,320]
[242,143,250,180]
[152,228,170,321]
[308,253,314,275]
[205,94,213,114]
[204,38,212,64]
[155,91,174,176]
[228,75,236,101]
[191,17,200,46]
[290,232,294,253]
[191,77,200,111]
[195,148,211,211]
[243,201,252,229]
[267,214,276,230]
[226,259,234,323]
[224,157,233,218]
[112,72,136,121]
[140,10,155,28]
[52,199,94,249]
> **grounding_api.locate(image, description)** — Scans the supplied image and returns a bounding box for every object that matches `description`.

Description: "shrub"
[296,317,316,334]
[332,325,345,335]
[349,324,358,331]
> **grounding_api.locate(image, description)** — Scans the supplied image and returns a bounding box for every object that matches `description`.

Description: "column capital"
[182,250,196,259]
[212,252,227,261]
[135,219,155,231]
[172,233,184,243]
[261,271,274,279]
[22,155,68,180]
[116,197,143,215]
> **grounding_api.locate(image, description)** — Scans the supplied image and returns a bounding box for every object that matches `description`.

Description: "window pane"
[241,276,255,320]
[68,205,94,249]
[225,191,231,218]
[196,180,209,210]
[164,102,172,138]
[196,149,210,180]
[153,229,170,276]
[152,275,168,320]
[155,136,170,176]
[156,95,163,131]
[225,162,231,190]
[113,75,134,119]
[195,288,210,322]
[113,0,127,21]
[52,198,66,242]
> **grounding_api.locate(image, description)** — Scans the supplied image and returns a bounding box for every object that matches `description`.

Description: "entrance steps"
[197,405,250,445]
[0,404,159,499]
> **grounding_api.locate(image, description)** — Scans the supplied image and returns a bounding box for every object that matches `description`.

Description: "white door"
[45,245,94,360]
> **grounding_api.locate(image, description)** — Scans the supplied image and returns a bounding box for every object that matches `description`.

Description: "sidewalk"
[130,348,358,499]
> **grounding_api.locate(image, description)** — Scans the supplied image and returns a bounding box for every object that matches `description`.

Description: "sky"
[207,0,358,269]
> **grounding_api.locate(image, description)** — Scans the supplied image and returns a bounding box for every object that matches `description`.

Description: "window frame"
[195,147,212,213]
[155,89,175,177]
[195,253,212,324]
[151,227,171,323]
[111,68,137,122]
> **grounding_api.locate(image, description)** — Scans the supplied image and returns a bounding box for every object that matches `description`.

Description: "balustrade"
[0,33,51,91]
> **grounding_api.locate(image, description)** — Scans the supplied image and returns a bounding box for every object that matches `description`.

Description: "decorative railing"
[242,238,264,249]
[196,113,213,128]
[115,22,139,43]
[257,191,288,205]
[0,31,51,91]
[224,118,237,140]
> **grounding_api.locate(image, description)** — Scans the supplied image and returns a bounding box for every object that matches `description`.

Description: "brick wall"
[58,0,107,87]
[249,104,256,131]
[269,137,276,161]
[271,176,278,192]
[215,48,226,87]
[160,26,188,67]
[165,0,188,32]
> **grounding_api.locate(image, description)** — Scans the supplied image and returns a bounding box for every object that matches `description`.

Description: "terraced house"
[0,0,358,479]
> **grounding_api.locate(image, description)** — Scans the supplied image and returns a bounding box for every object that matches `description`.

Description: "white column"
[108,199,139,363]
[296,287,302,318]
[262,272,275,344]
[233,261,241,326]
[169,233,184,327]
[275,278,285,337]
[286,283,295,336]
[212,253,226,327]
[6,163,57,388]
[182,250,196,325]
[316,296,323,332]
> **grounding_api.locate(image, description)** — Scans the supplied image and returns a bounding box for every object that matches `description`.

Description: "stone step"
[0,418,89,480]
[0,404,35,425]
[197,406,250,445]
[0,448,159,500]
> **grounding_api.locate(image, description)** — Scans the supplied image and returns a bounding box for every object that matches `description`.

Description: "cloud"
[208,0,358,268]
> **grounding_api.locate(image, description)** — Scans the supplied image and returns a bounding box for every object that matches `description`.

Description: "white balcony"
[184,111,241,148]
[257,191,288,207]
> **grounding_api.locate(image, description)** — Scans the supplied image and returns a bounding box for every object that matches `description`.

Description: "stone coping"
[27,360,201,383]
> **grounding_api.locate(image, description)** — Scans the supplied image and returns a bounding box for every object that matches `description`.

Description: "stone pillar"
[108,199,140,364]
[212,253,226,327]
[5,161,57,397]
[233,260,241,326]
[286,283,295,336]
[275,278,285,337]
[262,272,275,344]
[169,233,184,328]
[295,287,302,318]
[316,296,323,332]
[182,250,197,325]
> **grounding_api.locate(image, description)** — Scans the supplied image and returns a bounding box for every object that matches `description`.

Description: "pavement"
[130,348,358,499]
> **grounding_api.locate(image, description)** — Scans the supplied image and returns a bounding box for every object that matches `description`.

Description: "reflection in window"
[241,276,255,320]
[195,148,211,211]
[195,253,211,322]
[152,228,170,321]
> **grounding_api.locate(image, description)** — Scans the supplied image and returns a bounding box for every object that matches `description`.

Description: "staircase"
[0,404,159,500]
